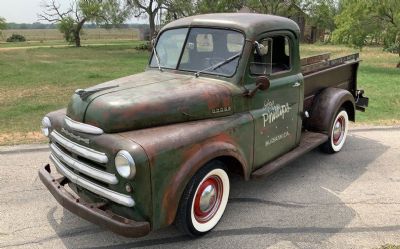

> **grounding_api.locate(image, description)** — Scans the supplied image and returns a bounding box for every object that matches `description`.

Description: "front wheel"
[321,108,349,153]
[175,161,230,237]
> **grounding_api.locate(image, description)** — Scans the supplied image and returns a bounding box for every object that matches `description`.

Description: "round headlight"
[41,117,51,137]
[115,150,136,179]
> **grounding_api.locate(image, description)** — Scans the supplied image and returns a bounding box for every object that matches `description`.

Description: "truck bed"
[301,53,360,111]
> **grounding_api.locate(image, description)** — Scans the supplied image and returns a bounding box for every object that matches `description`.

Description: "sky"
[0,0,144,23]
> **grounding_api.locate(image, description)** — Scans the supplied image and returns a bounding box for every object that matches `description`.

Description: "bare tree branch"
[38,0,73,22]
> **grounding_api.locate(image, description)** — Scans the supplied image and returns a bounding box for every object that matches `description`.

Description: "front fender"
[161,138,249,226]
[119,113,254,229]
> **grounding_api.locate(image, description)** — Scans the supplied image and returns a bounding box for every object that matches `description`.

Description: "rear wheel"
[321,108,349,153]
[175,161,230,237]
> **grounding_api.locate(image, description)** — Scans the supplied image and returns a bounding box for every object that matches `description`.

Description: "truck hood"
[66,71,234,133]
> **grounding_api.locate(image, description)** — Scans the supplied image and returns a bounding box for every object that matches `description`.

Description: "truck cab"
[39,13,368,238]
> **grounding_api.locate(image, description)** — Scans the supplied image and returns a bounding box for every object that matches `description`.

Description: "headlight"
[115,150,136,179]
[41,117,51,137]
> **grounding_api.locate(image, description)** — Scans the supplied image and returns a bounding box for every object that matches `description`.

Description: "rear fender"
[306,88,355,134]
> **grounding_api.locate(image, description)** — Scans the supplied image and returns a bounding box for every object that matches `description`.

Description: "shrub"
[6,34,26,42]
[135,42,151,51]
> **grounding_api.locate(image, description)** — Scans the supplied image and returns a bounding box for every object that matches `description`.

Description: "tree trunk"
[74,32,81,47]
[74,19,86,47]
[149,13,156,40]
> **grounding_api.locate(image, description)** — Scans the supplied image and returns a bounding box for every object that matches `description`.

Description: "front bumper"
[39,164,150,238]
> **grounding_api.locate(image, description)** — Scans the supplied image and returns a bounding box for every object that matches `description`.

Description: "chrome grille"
[49,130,135,207]
[50,131,108,164]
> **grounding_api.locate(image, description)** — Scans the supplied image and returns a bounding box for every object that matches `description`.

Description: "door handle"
[292,82,301,87]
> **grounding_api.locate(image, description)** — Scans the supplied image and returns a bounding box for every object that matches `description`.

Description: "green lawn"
[0,42,398,145]
[0,40,148,145]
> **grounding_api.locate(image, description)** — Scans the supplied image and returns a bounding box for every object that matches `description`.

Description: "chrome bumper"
[50,154,135,207]
[39,164,149,238]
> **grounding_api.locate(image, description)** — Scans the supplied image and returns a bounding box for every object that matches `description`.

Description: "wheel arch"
[306,87,355,134]
[159,141,249,227]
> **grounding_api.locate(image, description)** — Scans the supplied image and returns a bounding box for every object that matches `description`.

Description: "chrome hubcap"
[333,116,345,145]
[199,185,217,212]
[194,176,223,223]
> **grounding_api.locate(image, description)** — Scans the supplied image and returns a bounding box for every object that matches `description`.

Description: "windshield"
[150,28,245,77]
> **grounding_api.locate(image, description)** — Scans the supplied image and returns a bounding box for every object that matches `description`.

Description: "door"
[247,34,301,168]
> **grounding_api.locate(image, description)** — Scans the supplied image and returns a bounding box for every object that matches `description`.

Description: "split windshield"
[150,28,245,77]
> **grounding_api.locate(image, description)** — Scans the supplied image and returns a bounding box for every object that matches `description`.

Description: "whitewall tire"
[175,161,230,236]
[322,109,349,153]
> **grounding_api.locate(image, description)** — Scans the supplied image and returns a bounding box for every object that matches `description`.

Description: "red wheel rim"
[193,175,223,223]
[333,116,345,145]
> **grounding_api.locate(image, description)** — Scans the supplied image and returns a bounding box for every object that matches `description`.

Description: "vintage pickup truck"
[39,13,368,237]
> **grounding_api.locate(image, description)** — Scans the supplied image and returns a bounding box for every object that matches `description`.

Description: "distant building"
[286,3,324,43]
[239,5,324,44]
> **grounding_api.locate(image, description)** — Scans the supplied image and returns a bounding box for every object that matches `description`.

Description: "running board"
[251,131,328,178]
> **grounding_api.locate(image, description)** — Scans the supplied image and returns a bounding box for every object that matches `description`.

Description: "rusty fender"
[161,137,248,225]
[306,87,355,134]
[120,113,254,229]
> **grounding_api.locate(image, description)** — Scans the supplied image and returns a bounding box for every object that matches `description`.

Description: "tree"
[39,0,132,47]
[162,0,195,21]
[303,0,338,42]
[245,0,304,16]
[128,0,246,38]
[127,0,164,39]
[0,17,6,35]
[333,0,400,67]
[195,0,245,14]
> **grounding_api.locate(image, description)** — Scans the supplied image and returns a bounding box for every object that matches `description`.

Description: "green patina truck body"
[39,13,369,237]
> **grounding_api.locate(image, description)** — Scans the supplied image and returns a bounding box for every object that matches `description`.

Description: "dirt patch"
[0,131,47,146]
[351,119,400,127]
[0,85,74,106]
[0,45,72,51]
[0,43,128,52]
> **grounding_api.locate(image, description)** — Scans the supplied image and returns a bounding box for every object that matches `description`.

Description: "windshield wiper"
[194,53,241,78]
[152,45,163,72]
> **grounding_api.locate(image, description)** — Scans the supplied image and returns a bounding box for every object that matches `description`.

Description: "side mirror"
[256,76,270,91]
[244,76,270,97]
[151,38,155,46]
[254,41,268,56]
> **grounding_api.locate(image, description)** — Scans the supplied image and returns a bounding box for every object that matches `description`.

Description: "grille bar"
[50,130,108,164]
[50,143,118,185]
[64,116,104,135]
[50,154,135,207]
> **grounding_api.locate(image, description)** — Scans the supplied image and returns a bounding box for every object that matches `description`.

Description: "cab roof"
[161,13,300,40]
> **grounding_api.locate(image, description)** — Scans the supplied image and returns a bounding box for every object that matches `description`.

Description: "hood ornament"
[75,85,119,100]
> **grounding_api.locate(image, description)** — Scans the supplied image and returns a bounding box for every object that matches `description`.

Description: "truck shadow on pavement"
[46,133,392,248]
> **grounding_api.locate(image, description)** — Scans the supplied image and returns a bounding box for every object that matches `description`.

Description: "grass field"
[0,40,148,145]
[0,42,398,145]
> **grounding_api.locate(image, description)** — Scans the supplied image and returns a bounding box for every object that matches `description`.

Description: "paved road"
[1,127,400,249]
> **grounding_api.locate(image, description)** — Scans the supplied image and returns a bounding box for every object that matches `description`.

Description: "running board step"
[251,131,328,178]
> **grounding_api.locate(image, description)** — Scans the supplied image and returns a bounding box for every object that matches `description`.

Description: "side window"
[250,35,291,76]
